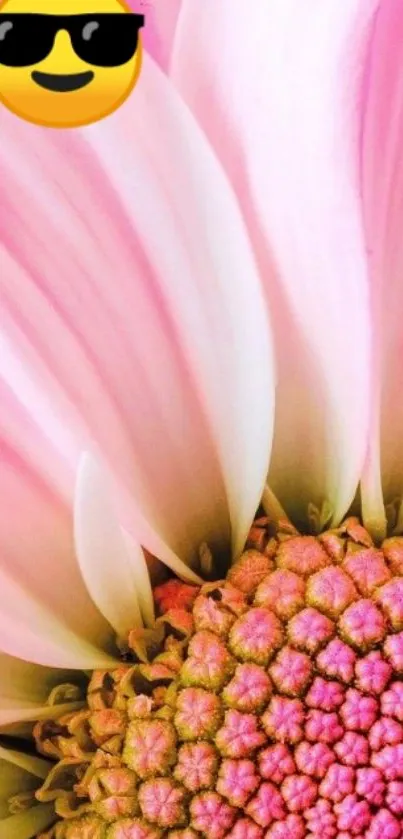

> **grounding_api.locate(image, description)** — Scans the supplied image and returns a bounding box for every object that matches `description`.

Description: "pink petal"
[127,0,183,70]
[0,56,273,577]
[75,454,202,644]
[74,453,155,638]
[172,0,375,528]
[0,386,116,668]
[359,0,403,536]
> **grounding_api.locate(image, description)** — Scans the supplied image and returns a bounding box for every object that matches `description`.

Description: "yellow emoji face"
[0,0,143,127]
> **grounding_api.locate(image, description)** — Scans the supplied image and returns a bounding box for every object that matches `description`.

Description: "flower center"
[28,517,403,837]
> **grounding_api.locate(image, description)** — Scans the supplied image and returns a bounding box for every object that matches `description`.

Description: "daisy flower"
[0,2,403,838]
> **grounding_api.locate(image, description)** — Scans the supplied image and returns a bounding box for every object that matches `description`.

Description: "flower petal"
[172,0,375,529]
[75,452,155,636]
[0,807,55,839]
[130,0,183,70]
[0,746,51,781]
[75,453,201,642]
[0,387,117,668]
[0,745,54,839]
[0,569,116,669]
[0,651,84,727]
[1,55,273,568]
[359,0,403,537]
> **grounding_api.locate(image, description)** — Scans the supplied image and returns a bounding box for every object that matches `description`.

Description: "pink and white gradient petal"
[0,54,273,660]
[360,0,403,538]
[172,0,375,529]
[74,452,157,639]
[128,0,183,71]
[0,384,116,668]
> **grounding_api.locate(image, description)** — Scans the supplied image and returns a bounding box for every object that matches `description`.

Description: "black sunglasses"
[0,12,144,68]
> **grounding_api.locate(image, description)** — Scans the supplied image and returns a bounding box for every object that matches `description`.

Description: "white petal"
[75,453,148,636]
[173,0,375,529]
[1,55,274,569]
[0,379,119,667]
[359,0,403,537]
[0,651,85,727]
[0,563,116,668]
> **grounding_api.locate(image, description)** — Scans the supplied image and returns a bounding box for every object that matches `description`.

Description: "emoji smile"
[31,70,94,92]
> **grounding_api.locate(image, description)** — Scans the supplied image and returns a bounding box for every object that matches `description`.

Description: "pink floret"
[258,744,295,783]
[307,566,357,617]
[264,814,305,839]
[281,773,317,812]
[305,798,337,838]
[262,697,304,743]
[288,607,334,653]
[319,764,355,803]
[339,688,378,732]
[305,710,344,744]
[277,536,328,576]
[369,717,403,751]
[294,741,334,778]
[246,782,285,826]
[216,710,266,758]
[339,599,386,648]
[190,792,235,839]
[183,631,233,690]
[306,677,345,711]
[175,742,217,792]
[217,759,259,807]
[365,808,401,839]
[384,632,403,671]
[335,832,364,839]
[334,793,371,833]
[371,744,403,780]
[334,732,369,767]
[317,639,356,683]
[109,820,162,839]
[229,608,283,665]
[269,646,312,696]
[175,687,220,739]
[355,767,385,806]
[376,578,403,630]
[343,548,390,596]
[381,681,403,721]
[139,779,185,828]
[355,651,392,695]
[254,570,305,620]
[223,663,272,711]
[224,818,264,839]
[386,780,403,815]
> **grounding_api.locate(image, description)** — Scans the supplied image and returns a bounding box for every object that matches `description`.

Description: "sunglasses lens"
[0,15,54,66]
[72,14,143,67]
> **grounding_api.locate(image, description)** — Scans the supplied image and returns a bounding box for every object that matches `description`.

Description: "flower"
[170,0,403,541]
[0,14,273,835]
[1,0,403,837]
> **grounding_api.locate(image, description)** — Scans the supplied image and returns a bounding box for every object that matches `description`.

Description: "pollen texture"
[35,519,403,838]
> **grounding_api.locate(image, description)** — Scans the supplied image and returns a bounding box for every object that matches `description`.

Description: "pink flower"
[1,2,403,836]
[0,54,273,671]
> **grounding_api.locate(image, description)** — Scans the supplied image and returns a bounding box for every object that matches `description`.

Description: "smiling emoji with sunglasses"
[0,0,144,127]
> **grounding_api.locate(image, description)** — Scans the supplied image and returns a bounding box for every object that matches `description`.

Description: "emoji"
[0,0,144,127]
